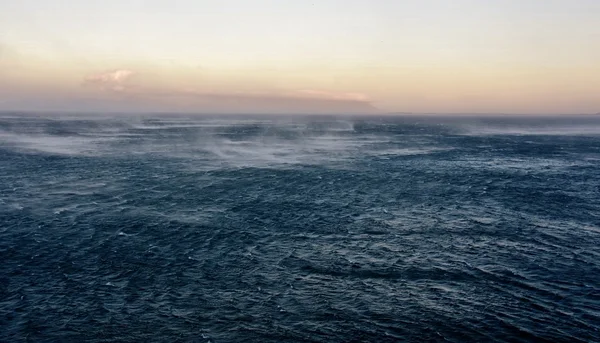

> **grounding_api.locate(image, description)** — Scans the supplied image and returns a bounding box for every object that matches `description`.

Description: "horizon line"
[0,109,599,117]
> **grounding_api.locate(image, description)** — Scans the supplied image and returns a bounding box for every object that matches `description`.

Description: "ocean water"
[1,113,599,342]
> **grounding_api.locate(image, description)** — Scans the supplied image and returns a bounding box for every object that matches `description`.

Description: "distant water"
[1,113,599,342]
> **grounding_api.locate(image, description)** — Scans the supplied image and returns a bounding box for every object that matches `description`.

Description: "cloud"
[83,69,135,92]
[79,69,377,114]
[146,89,378,114]
[293,89,370,102]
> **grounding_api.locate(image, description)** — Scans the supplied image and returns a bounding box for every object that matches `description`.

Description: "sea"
[1,113,599,342]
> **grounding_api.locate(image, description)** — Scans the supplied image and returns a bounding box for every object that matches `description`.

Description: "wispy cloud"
[294,90,370,102]
[83,69,135,92]
[80,69,377,114]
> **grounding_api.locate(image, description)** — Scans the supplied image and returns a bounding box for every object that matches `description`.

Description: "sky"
[1,0,599,114]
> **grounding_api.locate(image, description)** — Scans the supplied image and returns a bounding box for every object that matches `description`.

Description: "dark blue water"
[1,113,599,342]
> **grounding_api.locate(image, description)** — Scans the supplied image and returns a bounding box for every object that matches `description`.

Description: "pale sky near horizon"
[1,0,599,114]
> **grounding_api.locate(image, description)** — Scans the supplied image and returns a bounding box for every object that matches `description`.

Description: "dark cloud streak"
[78,69,378,114]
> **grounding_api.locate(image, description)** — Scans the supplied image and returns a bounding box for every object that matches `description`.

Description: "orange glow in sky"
[1,0,599,114]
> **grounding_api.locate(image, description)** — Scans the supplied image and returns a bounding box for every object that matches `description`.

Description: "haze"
[1,0,599,114]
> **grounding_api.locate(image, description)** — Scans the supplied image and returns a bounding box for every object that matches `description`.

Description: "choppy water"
[1,113,599,342]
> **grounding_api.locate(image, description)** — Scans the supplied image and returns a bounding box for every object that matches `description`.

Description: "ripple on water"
[1,114,600,342]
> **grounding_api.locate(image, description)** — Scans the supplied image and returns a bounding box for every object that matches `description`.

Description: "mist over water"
[1,113,599,342]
